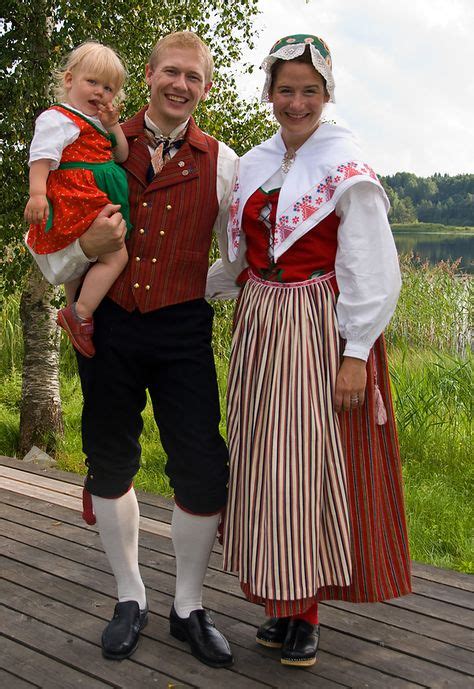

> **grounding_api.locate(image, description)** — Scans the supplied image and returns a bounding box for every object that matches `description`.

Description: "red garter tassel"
[82,487,96,525]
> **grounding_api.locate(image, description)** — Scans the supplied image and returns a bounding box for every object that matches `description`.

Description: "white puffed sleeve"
[206,143,245,300]
[335,182,401,361]
[29,109,80,170]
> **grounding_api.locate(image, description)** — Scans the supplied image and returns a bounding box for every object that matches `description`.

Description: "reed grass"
[389,348,473,572]
[386,254,472,355]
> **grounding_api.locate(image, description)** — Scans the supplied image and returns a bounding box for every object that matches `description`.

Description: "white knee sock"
[92,488,147,610]
[172,504,220,618]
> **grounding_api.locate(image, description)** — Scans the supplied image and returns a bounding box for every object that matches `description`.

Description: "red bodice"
[241,187,339,284]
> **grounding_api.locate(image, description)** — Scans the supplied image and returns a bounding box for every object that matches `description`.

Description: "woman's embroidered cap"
[261,34,335,103]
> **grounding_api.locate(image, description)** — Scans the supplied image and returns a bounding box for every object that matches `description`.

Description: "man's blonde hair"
[54,42,127,102]
[148,31,214,82]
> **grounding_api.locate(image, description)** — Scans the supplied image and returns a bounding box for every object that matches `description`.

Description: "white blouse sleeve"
[335,182,401,361]
[206,143,245,300]
[29,109,80,170]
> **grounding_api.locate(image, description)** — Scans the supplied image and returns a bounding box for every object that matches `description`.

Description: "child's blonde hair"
[54,41,127,102]
[148,31,214,83]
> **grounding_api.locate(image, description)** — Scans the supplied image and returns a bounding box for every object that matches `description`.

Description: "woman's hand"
[24,194,49,224]
[334,356,367,413]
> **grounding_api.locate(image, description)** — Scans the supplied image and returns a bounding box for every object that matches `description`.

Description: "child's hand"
[24,194,49,224]
[98,102,122,130]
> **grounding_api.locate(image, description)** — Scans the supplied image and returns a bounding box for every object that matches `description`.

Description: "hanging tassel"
[372,349,388,425]
[374,384,387,425]
[82,486,96,525]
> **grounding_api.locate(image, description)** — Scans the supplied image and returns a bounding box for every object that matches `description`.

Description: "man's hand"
[24,194,49,224]
[334,356,367,413]
[79,204,126,258]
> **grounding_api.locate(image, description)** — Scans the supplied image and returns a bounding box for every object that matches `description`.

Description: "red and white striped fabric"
[222,272,411,616]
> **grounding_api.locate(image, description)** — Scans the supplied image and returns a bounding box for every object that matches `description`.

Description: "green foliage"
[386,254,472,355]
[381,172,474,226]
[390,348,473,573]
[391,222,474,233]
[0,0,275,295]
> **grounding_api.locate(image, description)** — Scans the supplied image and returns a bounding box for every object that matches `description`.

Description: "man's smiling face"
[145,47,211,133]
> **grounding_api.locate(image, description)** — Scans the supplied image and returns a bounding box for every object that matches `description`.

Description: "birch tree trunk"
[19,265,63,456]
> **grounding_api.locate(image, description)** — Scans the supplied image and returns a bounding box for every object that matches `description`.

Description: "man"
[29,31,236,667]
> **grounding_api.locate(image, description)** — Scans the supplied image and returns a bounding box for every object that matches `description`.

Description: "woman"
[210,34,411,668]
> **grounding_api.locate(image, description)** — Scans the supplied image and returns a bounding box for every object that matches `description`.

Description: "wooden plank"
[0,556,427,689]
[324,598,473,653]
[412,561,474,593]
[0,456,470,591]
[387,594,474,628]
[2,536,470,688]
[0,636,110,688]
[0,667,39,689]
[0,456,174,511]
[0,464,84,496]
[1,468,469,687]
[1,575,346,689]
[0,550,343,689]
[1,499,472,652]
[2,502,474,666]
[0,455,85,486]
[1,606,195,689]
[0,480,171,538]
[411,576,474,610]
[320,604,474,678]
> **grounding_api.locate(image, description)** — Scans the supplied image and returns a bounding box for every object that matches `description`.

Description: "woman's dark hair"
[269,46,329,97]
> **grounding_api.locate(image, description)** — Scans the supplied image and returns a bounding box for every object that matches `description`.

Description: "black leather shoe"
[256,617,290,648]
[169,606,233,668]
[280,619,319,667]
[101,601,148,660]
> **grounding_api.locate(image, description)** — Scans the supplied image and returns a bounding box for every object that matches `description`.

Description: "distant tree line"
[380,172,474,226]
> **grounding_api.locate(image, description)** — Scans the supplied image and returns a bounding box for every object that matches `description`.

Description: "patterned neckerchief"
[143,114,188,176]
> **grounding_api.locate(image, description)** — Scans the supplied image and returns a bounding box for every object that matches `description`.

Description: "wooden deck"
[0,455,473,688]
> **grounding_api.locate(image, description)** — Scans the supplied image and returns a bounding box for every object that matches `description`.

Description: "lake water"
[393,232,473,274]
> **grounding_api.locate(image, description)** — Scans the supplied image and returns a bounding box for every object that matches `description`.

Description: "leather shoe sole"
[102,601,148,660]
[280,620,319,667]
[169,606,233,668]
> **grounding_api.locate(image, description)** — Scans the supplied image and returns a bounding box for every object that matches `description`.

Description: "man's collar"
[122,106,210,152]
[144,111,189,141]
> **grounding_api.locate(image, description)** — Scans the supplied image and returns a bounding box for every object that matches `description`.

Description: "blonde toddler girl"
[25,41,131,357]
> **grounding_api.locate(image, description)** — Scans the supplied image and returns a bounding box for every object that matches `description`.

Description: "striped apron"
[222,271,411,616]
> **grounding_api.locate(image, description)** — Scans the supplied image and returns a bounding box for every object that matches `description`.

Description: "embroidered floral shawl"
[227,122,389,262]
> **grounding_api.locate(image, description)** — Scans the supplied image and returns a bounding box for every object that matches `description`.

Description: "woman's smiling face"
[269,61,329,149]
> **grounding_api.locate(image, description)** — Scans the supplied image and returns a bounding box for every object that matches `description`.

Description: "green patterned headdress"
[260,34,335,103]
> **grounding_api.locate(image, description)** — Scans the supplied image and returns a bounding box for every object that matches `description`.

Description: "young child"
[24,41,132,358]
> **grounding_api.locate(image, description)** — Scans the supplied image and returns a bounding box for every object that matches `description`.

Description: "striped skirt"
[222,272,411,616]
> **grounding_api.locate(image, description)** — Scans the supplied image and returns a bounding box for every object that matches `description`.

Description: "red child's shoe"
[57,303,95,358]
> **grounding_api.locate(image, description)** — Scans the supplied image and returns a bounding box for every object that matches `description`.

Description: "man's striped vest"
[108,108,219,313]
